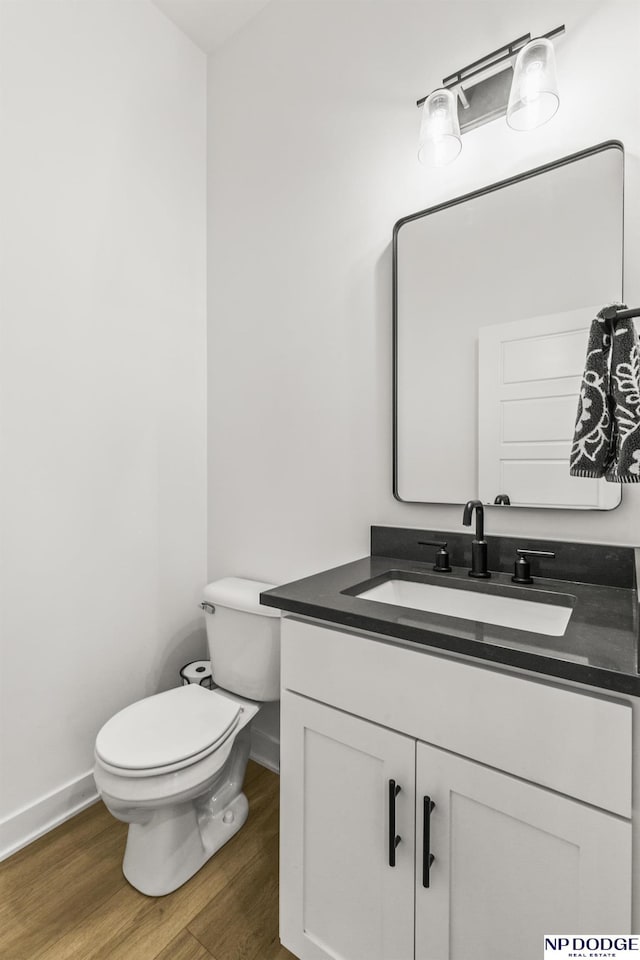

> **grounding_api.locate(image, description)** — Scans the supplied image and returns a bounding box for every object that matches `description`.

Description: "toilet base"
[122,790,249,897]
[118,723,254,897]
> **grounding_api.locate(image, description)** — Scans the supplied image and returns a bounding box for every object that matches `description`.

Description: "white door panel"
[280,692,415,960]
[501,396,579,442]
[478,306,621,509]
[501,328,589,382]
[415,742,632,960]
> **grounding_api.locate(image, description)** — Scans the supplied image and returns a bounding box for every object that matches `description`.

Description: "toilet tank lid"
[202,577,280,617]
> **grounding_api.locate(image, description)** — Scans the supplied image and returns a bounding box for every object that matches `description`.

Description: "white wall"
[0,0,207,856]
[207,0,640,592]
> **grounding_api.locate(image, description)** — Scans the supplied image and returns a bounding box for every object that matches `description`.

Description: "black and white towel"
[570,304,640,483]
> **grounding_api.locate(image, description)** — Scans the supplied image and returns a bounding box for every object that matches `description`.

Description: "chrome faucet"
[462,500,491,579]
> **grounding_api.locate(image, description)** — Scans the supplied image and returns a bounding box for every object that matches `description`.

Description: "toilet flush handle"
[200,602,216,614]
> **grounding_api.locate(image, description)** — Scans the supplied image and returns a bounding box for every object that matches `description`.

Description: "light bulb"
[521,60,544,102]
[507,37,560,131]
[418,88,462,167]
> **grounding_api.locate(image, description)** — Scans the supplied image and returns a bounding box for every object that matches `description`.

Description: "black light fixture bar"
[441,32,530,88]
[416,24,565,109]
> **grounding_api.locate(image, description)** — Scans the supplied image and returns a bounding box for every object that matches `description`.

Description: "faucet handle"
[418,540,452,573]
[512,549,556,585]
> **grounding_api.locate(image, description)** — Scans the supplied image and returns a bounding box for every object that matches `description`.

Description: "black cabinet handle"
[388,779,401,867]
[422,796,436,887]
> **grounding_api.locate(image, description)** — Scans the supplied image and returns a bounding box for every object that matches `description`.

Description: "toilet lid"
[95,685,242,771]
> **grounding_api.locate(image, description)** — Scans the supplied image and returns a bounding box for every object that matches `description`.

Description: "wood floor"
[0,762,295,960]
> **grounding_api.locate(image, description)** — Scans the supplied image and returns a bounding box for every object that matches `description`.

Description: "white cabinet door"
[415,741,632,960]
[280,692,415,960]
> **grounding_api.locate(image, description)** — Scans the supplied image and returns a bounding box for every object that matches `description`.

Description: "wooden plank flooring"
[0,762,295,960]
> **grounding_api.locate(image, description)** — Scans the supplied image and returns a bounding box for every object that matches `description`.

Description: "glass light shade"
[418,88,462,167]
[507,37,559,131]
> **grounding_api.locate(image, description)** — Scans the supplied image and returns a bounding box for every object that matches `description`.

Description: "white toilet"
[93,577,280,896]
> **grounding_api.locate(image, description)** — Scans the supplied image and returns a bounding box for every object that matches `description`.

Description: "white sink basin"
[354,578,573,637]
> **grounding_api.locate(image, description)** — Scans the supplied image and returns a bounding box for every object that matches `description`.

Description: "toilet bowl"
[93,577,280,896]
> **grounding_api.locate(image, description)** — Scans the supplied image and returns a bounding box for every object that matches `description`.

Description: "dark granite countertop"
[260,529,640,697]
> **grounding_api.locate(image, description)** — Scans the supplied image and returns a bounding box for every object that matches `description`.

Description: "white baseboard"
[0,771,98,862]
[250,726,280,775]
[0,731,277,863]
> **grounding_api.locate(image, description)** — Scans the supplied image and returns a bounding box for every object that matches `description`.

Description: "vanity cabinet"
[279,618,633,960]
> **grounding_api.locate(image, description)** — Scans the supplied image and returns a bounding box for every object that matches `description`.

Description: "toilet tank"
[201,577,281,701]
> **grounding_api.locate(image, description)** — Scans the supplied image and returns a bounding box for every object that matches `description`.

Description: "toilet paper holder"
[180,659,214,689]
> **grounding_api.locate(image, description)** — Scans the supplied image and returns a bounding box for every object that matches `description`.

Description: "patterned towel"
[570,304,640,483]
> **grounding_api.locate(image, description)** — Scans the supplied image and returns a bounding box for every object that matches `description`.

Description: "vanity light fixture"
[417,25,565,167]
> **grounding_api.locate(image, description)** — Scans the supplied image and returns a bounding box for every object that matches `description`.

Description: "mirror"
[394,142,624,509]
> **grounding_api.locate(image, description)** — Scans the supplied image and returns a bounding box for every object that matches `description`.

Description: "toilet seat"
[95,685,242,777]
[94,692,259,807]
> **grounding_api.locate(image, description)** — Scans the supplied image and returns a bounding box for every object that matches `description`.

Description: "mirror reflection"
[394,142,624,509]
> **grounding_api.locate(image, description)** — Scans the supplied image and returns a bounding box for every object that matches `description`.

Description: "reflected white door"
[478,306,621,509]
